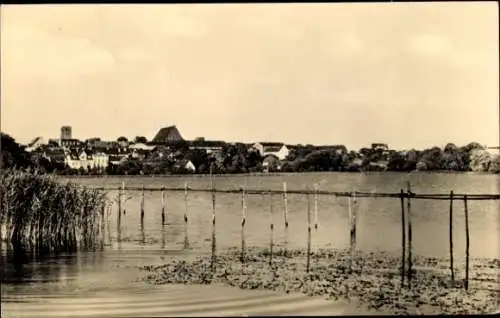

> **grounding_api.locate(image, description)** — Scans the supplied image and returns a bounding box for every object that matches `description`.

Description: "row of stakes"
[101,180,472,291]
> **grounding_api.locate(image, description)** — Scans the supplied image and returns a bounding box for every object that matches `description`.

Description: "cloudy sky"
[1,3,498,150]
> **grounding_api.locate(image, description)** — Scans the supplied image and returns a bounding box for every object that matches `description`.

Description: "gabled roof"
[152,125,184,143]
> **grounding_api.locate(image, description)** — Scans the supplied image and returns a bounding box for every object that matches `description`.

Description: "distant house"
[109,154,125,166]
[43,148,67,164]
[185,160,196,172]
[85,138,101,146]
[189,139,225,154]
[252,142,290,160]
[107,147,130,165]
[371,143,389,152]
[61,138,82,149]
[152,125,184,144]
[130,142,156,151]
[65,150,109,170]
[174,159,196,173]
[92,152,109,169]
[130,143,155,160]
[91,140,119,151]
[314,145,348,154]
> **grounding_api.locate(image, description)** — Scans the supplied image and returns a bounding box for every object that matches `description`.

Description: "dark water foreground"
[0,244,380,317]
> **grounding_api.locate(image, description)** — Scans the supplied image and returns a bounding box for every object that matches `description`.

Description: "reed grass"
[0,169,106,253]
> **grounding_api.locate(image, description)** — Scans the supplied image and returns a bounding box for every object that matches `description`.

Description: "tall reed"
[0,169,106,253]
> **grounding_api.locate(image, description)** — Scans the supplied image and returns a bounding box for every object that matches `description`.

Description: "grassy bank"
[0,169,106,253]
[141,247,499,315]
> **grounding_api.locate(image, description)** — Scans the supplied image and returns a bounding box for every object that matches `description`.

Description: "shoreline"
[140,247,500,315]
[56,170,499,179]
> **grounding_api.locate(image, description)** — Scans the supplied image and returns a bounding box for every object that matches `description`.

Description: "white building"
[185,160,196,172]
[252,142,290,160]
[65,150,109,170]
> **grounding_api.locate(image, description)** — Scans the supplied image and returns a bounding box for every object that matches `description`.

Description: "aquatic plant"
[141,247,500,315]
[0,169,107,253]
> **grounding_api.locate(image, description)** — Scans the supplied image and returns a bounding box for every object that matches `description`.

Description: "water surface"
[2,172,499,316]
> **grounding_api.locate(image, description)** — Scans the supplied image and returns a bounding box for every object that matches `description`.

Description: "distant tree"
[488,155,500,174]
[106,163,118,175]
[387,151,407,171]
[116,158,143,175]
[117,136,128,142]
[0,133,34,170]
[469,149,493,172]
[184,149,209,173]
[461,142,484,154]
[359,147,372,157]
[245,149,263,169]
[134,136,148,144]
[444,143,458,154]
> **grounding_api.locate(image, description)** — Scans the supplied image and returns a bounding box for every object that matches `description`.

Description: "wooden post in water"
[314,183,319,230]
[348,191,357,272]
[210,165,216,271]
[283,181,289,257]
[464,195,470,291]
[140,184,145,222]
[101,203,106,234]
[400,188,406,287]
[407,182,413,286]
[122,181,126,215]
[100,203,105,248]
[449,190,455,283]
[241,185,246,263]
[306,187,312,273]
[161,186,166,225]
[184,181,189,248]
[117,187,122,226]
[283,182,289,229]
[269,192,274,267]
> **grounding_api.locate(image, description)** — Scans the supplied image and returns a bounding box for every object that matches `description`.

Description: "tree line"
[1,132,498,175]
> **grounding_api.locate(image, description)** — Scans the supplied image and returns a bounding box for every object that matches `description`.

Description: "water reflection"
[140,219,145,245]
[161,224,166,250]
[0,242,106,286]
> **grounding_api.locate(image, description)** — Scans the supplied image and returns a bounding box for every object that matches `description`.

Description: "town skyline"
[1,3,499,150]
[11,124,500,152]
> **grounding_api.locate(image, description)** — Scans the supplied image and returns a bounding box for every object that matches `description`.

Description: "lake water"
[1,172,499,316]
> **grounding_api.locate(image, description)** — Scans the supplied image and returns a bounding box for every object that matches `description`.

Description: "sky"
[1,3,499,150]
